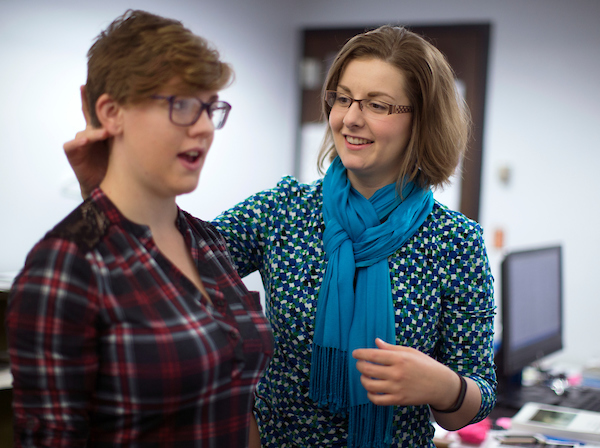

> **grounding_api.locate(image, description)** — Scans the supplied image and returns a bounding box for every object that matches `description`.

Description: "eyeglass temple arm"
[391,105,413,114]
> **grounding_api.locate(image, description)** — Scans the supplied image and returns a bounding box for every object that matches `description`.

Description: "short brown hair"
[318,25,470,190]
[86,10,233,127]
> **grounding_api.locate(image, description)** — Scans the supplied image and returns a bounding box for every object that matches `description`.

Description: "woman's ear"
[95,93,123,135]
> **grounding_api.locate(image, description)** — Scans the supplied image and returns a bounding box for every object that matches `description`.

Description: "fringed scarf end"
[309,345,349,414]
[348,403,394,448]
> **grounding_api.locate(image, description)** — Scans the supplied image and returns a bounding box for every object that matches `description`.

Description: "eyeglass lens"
[170,97,231,129]
[325,91,412,116]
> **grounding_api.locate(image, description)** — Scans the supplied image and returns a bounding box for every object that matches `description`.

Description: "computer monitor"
[495,245,563,406]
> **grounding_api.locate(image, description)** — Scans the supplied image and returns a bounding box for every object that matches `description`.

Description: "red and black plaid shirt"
[6,188,273,447]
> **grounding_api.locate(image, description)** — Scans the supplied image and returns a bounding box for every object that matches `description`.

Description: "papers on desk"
[510,402,600,445]
[492,433,586,446]
[435,416,600,447]
[484,432,600,447]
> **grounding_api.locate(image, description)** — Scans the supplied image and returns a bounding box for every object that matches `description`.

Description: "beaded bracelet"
[430,372,467,413]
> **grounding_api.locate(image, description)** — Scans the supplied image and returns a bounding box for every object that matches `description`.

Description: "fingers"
[353,340,415,406]
[63,129,109,155]
[365,392,397,406]
[375,338,397,350]
[65,85,109,157]
[358,367,406,407]
[353,340,453,408]
[359,370,389,392]
[353,339,409,364]
[80,85,92,125]
[353,348,390,365]
[82,127,110,141]
[63,136,89,153]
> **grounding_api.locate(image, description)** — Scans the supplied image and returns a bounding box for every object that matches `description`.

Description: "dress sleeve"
[212,178,293,278]
[436,222,497,423]
[6,238,100,447]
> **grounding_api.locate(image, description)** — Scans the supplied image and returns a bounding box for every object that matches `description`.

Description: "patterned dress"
[213,176,496,447]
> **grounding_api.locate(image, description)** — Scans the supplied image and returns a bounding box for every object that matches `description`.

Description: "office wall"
[1,0,599,367]
[0,0,299,260]
[0,0,298,294]
[291,0,600,368]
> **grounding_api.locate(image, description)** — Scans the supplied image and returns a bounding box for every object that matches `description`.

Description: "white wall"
[0,0,298,295]
[0,0,297,268]
[290,1,600,367]
[1,0,599,367]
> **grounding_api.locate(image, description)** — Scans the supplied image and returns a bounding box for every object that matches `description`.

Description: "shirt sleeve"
[435,221,497,423]
[6,237,100,447]
[211,179,291,278]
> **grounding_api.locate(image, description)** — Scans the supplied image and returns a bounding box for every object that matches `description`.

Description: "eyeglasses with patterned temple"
[151,95,232,129]
[325,90,413,117]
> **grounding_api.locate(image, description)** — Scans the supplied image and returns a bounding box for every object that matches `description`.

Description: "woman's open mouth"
[178,150,201,163]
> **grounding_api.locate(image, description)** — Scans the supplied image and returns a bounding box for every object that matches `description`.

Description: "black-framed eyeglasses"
[325,90,413,117]
[151,95,232,129]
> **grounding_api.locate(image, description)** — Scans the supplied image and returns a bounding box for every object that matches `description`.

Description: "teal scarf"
[309,157,434,448]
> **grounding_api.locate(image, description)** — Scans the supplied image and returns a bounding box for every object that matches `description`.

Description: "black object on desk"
[497,383,563,410]
[498,382,600,413]
[557,386,600,412]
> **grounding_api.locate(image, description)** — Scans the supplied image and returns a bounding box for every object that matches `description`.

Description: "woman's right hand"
[63,85,110,199]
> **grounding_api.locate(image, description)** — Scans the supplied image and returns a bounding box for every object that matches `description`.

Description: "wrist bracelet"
[431,372,467,413]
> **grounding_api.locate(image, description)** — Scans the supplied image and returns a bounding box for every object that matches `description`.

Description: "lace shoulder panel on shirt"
[46,200,110,251]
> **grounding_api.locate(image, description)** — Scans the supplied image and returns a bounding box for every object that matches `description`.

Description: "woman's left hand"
[352,338,459,409]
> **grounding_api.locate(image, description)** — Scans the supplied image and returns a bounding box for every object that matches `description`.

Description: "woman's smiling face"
[328,57,413,198]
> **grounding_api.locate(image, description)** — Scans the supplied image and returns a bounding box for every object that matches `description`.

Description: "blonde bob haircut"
[318,25,471,190]
[86,9,233,128]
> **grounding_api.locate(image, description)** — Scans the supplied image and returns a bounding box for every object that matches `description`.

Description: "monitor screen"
[498,245,563,377]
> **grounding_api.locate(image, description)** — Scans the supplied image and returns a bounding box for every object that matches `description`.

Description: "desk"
[482,432,600,447]
[437,424,600,447]
[435,402,600,448]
